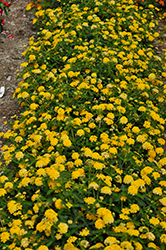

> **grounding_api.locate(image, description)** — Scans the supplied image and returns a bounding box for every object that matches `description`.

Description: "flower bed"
[0,0,166,249]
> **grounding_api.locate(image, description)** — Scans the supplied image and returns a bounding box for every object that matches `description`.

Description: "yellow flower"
[84,197,96,205]
[91,73,97,78]
[132,126,140,134]
[76,129,85,136]
[119,116,128,124]
[63,139,72,147]
[147,243,157,250]
[159,197,166,206]
[29,54,36,62]
[71,152,79,159]
[0,188,7,197]
[103,57,109,63]
[149,217,160,226]
[63,243,78,250]
[141,166,153,176]
[136,134,147,143]
[104,237,118,245]
[67,236,77,243]
[127,229,139,237]
[97,208,114,224]
[20,62,28,67]
[4,182,13,189]
[15,136,23,143]
[138,106,146,112]
[95,219,105,229]
[148,73,156,81]
[130,204,139,213]
[120,196,127,201]
[0,175,8,183]
[10,226,21,236]
[128,185,138,196]
[44,31,52,40]
[15,151,24,161]
[31,69,42,74]
[152,172,160,180]
[89,135,98,142]
[133,242,143,250]
[101,186,112,195]
[7,200,22,214]
[35,177,43,186]
[121,241,133,249]
[93,161,104,170]
[58,223,68,234]
[66,202,73,209]
[21,238,29,248]
[142,142,153,150]
[119,214,129,220]
[160,222,166,230]
[156,147,164,155]
[45,209,58,223]
[80,240,89,248]
[89,122,96,128]
[153,187,162,195]
[30,103,39,110]
[121,208,130,215]
[18,177,30,188]
[33,204,39,213]
[84,147,92,157]
[158,138,165,145]
[55,199,62,209]
[105,244,122,250]
[38,246,49,250]
[146,232,155,241]
[91,78,96,84]
[126,138,135,145]
[123,175,133,184]
[159,180,166,187]
[79,227,90,236]
[0,232,10,243]
[90,243,105,249]
[109,147,117,155]
[74,159,82,167]
[26,3,32,11]
[88,182,99,190]
[46,167,60,180]
[72,168,85,179]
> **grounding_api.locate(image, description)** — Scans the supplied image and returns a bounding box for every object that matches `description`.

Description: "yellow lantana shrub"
[0,0,166,249]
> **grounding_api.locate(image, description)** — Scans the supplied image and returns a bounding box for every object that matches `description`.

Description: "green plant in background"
[0,0,11,32]
[0,0,166,249]
[135,0,165,9]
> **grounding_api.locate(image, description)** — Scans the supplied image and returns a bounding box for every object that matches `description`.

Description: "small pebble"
[7,76,12,81]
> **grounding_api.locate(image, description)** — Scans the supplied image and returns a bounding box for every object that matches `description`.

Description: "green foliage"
[0,0,166,249]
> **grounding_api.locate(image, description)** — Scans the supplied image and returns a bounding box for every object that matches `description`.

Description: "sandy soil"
[0,0,36,155]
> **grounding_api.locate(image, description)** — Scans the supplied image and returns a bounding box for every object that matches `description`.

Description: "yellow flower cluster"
[0,0,166,249]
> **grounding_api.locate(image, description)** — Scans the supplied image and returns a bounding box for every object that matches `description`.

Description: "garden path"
[0,0,35,156]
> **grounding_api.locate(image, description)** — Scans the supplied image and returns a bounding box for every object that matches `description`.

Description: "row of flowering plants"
[0,0,166,249]
[0,0,11,32]
[134,0,165,8]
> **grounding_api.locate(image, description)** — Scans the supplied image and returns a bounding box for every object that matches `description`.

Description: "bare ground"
[0,0,36,155]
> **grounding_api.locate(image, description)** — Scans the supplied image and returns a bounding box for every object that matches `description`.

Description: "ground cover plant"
[0,0,166,249]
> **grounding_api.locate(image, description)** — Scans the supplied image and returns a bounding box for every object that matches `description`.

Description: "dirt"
[0,0,36,156]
